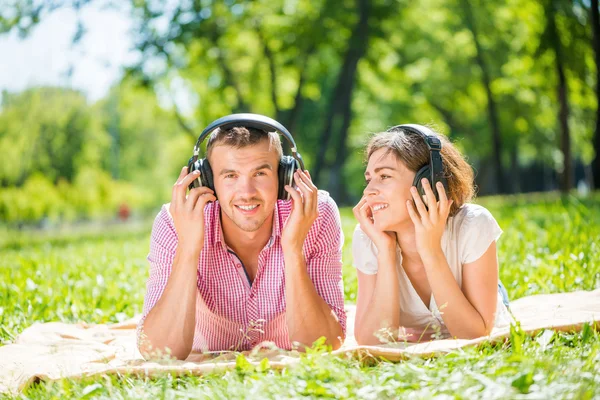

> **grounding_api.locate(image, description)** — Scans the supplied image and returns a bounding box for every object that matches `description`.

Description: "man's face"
[210,140,280,233]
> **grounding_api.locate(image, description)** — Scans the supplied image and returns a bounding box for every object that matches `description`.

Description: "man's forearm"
[138,248,199,360]
[283,250,344,350]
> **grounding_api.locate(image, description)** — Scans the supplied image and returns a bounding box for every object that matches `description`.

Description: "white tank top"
[352,203,511,338]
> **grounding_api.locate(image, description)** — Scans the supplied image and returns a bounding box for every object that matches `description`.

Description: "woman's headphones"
[386,124,449,203]
[187,113,305,200]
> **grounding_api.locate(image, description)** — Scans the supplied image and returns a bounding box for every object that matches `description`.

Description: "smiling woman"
[352,125,511,345]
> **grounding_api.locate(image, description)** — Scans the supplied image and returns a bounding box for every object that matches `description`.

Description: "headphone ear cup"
[200,158,215,193]
[188,158,202,190]
[413,165,432,207]
[278,156,298,200]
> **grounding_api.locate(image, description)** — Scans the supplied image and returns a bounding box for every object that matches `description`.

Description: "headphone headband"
[387,124,442,151]
[192,113,304,170]
[386,124,447,202]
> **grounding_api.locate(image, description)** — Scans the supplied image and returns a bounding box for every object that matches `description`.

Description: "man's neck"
[220,212,274,256]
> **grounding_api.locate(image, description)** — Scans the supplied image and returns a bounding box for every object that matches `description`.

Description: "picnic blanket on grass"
[1,289,599,395]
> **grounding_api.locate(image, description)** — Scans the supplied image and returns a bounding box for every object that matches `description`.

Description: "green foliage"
[1,0,599,211]
[0,194,599,398]
[0,87,109,186]
[0,82,191,224]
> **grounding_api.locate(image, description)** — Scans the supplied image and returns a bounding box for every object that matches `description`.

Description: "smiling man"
[137,123,346,360]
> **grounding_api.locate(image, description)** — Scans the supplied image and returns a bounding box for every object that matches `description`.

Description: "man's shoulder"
[316,190,340,218]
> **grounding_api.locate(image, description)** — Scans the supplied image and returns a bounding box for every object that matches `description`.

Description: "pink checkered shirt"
[138,190,346,352]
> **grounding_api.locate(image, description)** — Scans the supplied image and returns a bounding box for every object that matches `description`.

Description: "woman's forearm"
[355,251,402,345]
[422,251,492,338]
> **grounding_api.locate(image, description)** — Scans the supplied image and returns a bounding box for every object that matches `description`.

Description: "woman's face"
[363,148,416,231]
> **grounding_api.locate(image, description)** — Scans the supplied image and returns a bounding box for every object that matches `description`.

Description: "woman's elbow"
[355,328,383,346]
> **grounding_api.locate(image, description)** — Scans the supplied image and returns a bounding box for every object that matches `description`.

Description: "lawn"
[1,193,599,399]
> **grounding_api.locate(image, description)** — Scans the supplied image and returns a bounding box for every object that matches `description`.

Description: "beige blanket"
[1,290,599,395]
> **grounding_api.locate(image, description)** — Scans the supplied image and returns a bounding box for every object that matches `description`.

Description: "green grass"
[1,193,599,398]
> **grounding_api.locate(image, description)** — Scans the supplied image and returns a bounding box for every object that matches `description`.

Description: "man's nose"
[238,176,259,196]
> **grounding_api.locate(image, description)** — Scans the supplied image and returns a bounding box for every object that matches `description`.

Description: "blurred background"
[1,0,599,227]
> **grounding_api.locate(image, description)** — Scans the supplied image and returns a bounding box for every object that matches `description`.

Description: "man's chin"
[232,217,266,233]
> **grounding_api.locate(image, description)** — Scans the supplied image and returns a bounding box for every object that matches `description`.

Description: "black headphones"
[187,113,305,200]
[386,124,449,203]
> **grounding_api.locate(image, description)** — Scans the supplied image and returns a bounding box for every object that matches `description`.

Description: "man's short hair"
[206,126,283,162]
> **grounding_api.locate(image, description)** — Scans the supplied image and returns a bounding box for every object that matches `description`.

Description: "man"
[137,124,346,360]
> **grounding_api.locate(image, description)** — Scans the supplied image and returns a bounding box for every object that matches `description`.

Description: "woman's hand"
[407,179,453,258]
[353,196,397,253]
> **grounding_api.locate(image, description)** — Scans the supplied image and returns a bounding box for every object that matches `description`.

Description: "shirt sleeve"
[458,204,503,264]
[137,205,179,337]
[305,192,347,336]
[351,224,380,275]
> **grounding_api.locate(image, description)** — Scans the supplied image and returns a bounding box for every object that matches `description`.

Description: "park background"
[1,0,600,398]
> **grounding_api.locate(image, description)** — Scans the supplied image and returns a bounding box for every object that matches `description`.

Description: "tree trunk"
[510,145,520,193]
[591,0,600,190]
[547,2,573,193]
[313,0,370,189]
[461,0,506,194]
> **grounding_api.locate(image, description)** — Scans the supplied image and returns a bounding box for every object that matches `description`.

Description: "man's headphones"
[187,113,305,200]
[386,124,449,203]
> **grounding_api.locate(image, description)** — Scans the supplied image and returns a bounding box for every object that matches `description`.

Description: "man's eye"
[255,171,266,177]
[365,179,371,185]
[381,175,390,180]
[225,174,235,179]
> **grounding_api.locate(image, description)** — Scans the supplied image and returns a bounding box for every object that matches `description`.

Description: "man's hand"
[169,166,216,255]
[281,170,318,252]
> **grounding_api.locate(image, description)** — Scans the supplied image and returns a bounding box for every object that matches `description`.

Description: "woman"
[352,125,511,345]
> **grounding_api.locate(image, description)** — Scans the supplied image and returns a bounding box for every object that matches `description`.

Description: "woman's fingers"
[406,200,421,227]
[436,182,451,216]
[410,186,431,226]
[353,197,368,218]
[421,178,438,222]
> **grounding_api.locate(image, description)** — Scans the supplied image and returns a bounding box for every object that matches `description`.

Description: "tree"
[591,0,600,189]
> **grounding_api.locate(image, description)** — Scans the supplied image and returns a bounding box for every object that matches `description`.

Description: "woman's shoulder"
[451,203,498,229]
[450,203,503,264]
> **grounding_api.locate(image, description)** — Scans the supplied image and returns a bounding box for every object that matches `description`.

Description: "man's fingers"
[284,184,303,215]
[294,171,316,215]
[298,169,318,190]
[173,170,201,206]
[177,166,188,182]
[185,187,213,211]
[193,192,216,215]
